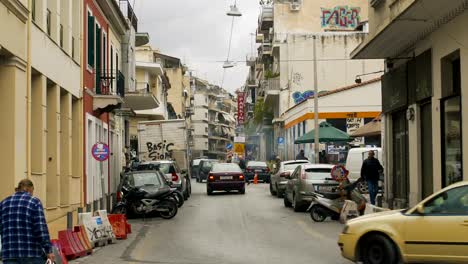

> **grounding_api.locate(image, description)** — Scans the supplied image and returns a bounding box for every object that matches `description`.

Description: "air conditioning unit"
[290,2,301,11]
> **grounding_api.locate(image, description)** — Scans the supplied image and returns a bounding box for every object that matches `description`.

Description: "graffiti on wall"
[292,90,315,105]
[321,6,361,29]
[146,141,175,160]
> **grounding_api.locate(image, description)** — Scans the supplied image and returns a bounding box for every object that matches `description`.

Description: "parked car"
[197,159,219,183]
[283,164,335,212]
[244,161,271,183]
[135,160,191,200]
[270,160,311,198]
[338,181,468,264]
[207,163,245,195]
[345,147,383,193]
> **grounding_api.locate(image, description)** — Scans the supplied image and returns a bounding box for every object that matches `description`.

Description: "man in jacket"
[360,151,383,205]
[0,179,54,264]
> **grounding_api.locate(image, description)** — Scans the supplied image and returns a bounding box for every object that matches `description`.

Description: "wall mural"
[321,6,361,29]
[292,90,315,105]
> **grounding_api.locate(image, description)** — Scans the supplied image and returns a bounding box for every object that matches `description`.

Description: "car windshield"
[202,160,218,169]
[129,172,162,187]
[305,168,332,180]
[247,161,267,167]
[284,162,309,171]
[193,160,202,166]
[212,163,242,173]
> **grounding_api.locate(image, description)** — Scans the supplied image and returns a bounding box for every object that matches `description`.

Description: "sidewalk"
[70,219,144,264]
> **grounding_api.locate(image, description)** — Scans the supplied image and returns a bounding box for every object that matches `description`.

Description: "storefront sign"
[234,136,245,143]
[91,142,110,161]
[346,118,364,146]
[237,92,245,125]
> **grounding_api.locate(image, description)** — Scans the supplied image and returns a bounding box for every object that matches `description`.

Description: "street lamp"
[227,5,242,16]
[223,60,236,68]
[355,70,385,84]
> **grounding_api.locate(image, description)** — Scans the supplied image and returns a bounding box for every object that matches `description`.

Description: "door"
[404,185,468,262]
[286,167,300,201]
[420,102,433,199]
[392,111,409,207]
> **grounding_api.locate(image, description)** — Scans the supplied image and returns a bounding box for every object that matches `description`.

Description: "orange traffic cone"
[253,173,258,184]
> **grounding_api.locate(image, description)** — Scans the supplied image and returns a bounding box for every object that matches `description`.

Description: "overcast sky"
[135,0,260,93]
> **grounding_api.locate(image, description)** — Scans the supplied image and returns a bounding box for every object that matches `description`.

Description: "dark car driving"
[244,161,271,183]
[197,159,219,182]
[207,163,245,195]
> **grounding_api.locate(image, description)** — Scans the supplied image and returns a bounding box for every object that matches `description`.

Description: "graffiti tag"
[292,73,303,85]
[147,141,175,161]
[321,6,361,29]
[292,90,315,104]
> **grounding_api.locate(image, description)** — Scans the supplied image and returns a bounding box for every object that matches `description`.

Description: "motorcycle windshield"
[130,172,163,188]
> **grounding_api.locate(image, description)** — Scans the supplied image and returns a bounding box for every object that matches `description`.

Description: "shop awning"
[295,122,351,144]
[350,115,382,137]
[352,0,468,59]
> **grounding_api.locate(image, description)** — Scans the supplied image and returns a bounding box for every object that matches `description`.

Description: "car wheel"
[283,195,292,207]
[276,184,283,198]
[361,234,398,264]
[292,194,303,212]
[358,181,369,194]
[269,183,277,196]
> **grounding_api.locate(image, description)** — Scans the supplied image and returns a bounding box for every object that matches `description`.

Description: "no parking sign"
[92,142,110,161]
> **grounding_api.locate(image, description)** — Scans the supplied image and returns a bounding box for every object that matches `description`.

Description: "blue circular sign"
[226,143,233,150]
[92,142,110,161]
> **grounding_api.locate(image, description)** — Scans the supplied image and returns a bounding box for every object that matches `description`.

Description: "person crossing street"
[360,151,383,205]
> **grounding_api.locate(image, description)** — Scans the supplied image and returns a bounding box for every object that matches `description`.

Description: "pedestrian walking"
[319,150,328,164]
[360,151,383,205]
[295,150,308,161]
[0,179,54,264]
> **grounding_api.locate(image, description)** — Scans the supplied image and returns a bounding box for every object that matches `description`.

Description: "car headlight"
[342,225,350,234]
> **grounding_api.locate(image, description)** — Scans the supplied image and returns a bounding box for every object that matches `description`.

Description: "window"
[87,11,95,68]
[46,9,51,36]
[110,46,114,89]
[59,24,63,48]
[205,113,208,118]
[422,186,468,215]
[441,51,462,187]
[205,127,208,133]
[95,23,102,91]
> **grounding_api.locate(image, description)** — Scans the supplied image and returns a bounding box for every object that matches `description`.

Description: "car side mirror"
[415,204,425,215]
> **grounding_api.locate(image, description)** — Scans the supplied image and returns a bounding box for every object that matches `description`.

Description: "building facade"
[191,78,236,160]
[249,0,383,161]
[352,0,468,208]
[0,0,83,236]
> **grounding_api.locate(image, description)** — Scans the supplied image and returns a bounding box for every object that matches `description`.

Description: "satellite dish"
[223,60,235,68]
[227,5,242,16]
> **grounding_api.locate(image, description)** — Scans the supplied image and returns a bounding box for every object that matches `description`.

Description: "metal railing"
[119,0,138,31]
[95,69,125,97]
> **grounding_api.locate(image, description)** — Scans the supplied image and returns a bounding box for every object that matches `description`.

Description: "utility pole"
[313,35,319,164]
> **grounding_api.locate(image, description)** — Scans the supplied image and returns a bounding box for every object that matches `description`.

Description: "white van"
[345,147,383,193]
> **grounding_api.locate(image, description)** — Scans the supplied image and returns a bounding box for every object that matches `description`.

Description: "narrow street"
[77,180,350,264]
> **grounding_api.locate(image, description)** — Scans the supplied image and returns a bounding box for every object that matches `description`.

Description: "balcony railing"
[134,82,151,94]
[263,78,280,92]
[119,0,138,31]
[95,69,125,97]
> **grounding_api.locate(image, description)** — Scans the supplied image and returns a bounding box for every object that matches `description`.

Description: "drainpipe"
[80,0,85,208]
[26,0,32,179]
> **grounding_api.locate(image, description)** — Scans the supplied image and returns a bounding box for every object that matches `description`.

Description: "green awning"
[294,122,351,144]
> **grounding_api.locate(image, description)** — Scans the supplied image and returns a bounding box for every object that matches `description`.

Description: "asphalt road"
[75,180,351,264]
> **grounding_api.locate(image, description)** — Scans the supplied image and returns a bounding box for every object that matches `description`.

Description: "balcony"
[246,56,256,67]
[123,82,159,111]
[258,5,273,31]
[256,32,264,43]
[118,0,138,31]
[93,70,125,112]
[135,32,150,47]
[136,61,164,76]
[263,78,280,106]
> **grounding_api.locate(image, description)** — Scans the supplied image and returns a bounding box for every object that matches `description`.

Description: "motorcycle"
[112,184,178,219]
[308,179,367,222]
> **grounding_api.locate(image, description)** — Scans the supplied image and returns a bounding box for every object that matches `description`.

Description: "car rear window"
[247,161,267,167]
[193,160,202,166]
[305,168,332,180]
[284,162,309,171]
[129,172,162,187]
[212,163,242,173]
[202,160,218,168]
[158,163,175,174]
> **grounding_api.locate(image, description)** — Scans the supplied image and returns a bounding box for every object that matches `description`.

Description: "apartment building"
[248,0,384,161]
[352,0,468,208]
[0,0,82,236]
[191,78,236,160]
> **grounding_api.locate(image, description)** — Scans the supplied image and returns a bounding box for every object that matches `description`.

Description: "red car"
[207,163,245,195]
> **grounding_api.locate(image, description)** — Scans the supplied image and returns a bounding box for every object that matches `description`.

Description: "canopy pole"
[313,35,320,163]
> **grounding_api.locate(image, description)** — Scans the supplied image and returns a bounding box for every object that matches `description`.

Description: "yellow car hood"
[348,209,405,223]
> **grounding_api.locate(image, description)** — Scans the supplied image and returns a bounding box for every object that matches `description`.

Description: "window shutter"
[87,14,95,68]
[95,25,102,93]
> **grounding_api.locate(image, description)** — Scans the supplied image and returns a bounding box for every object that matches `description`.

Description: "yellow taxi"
[338,181,468,264]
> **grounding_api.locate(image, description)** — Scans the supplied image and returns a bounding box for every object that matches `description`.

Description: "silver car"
[283,164,336,212]
[270,160,311,198]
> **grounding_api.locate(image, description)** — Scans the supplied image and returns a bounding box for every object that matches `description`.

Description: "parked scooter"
[112,184,178,219]
[308,179,366,222]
